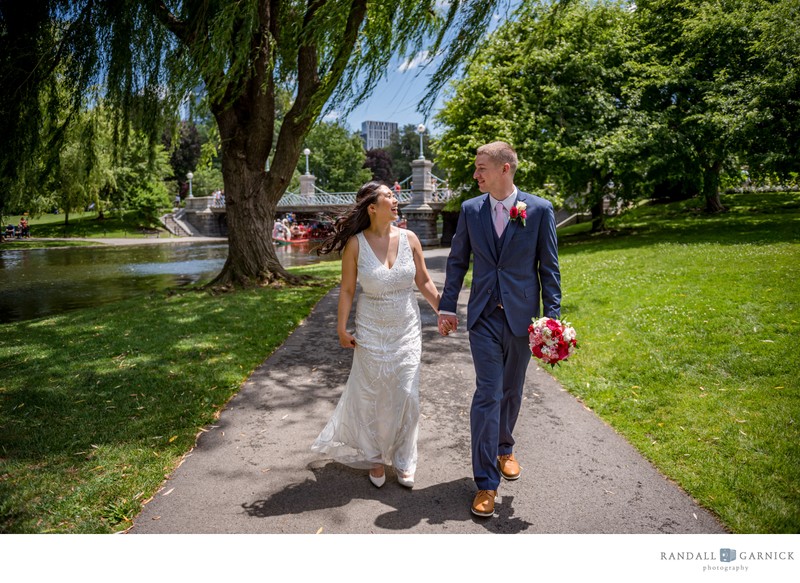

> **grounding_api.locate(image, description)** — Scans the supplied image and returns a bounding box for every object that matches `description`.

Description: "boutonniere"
[509,201,527,226]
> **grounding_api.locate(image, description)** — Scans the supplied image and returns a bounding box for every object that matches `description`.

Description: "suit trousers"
[468,306,532,490]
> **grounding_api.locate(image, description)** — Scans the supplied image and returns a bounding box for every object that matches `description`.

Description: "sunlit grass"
[551,191,800,533]
[4,210,174,239]
[0,261,341,533]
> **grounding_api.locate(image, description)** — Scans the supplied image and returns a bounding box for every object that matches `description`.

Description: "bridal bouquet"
[528,317,578,367]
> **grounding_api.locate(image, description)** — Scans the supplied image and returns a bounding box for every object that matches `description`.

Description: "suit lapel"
[479,195,498,261]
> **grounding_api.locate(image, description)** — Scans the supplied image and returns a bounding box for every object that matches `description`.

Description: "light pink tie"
[494,201,505,237]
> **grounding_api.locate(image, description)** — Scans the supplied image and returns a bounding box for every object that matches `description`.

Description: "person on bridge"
[311,181,441,489]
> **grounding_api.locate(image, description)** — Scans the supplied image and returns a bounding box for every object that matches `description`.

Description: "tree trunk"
[590,199,606,232]
[207,100,307,289]
[207,149,301,288]
[703,161,726,213]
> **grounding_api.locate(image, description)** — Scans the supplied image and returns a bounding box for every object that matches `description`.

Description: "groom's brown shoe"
[497,453,521,480]
[471,490,497,517]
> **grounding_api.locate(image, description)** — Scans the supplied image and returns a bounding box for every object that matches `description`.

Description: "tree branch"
[244,0,276,167]
[144,0,193,45]
[275,0,367,170]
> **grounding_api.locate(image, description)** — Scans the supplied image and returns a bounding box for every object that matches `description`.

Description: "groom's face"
[473,154,508,196]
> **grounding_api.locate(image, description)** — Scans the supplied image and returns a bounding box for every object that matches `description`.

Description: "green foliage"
[738,0,800,179]
[129,181,171,227]
[387,124,440,184]
[436,0,636,217]
[363,148,394,184]
[163,121,202,184]
[190,165,224,198]
[436,0,800,215]
[106,123,172,214]
[3,0,511,283]
[299,121,371,192]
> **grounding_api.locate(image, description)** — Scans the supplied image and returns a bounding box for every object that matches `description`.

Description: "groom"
[438,141,561,517]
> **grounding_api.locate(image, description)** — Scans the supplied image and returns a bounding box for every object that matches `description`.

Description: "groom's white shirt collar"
[488,186,519,212]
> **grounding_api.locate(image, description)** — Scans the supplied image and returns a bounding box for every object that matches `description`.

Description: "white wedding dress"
[311,229,421,474]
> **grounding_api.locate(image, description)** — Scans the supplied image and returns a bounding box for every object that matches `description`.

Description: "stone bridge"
[165,157,456,245]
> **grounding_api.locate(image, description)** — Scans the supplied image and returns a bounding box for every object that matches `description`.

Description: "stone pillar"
[404,158,439,246]
[299,174,316,203]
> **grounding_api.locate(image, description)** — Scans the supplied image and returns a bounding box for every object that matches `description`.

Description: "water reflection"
[0,240,333,323]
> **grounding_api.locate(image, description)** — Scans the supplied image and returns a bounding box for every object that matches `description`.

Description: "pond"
[0,240,332,324]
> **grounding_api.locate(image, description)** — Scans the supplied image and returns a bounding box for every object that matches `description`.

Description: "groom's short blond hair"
[476,141,518,175]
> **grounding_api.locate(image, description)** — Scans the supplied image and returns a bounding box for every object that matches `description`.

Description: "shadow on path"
[242,461,533,534]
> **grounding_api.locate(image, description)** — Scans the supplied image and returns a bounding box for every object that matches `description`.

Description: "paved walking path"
[130,247,727,534]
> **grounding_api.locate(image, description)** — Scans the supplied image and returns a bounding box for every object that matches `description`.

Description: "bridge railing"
[277,188,454,208]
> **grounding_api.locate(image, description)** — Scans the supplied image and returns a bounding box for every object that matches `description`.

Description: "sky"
[332,4,515,137]
[336,53,449,136]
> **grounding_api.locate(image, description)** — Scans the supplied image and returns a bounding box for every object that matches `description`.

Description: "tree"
[363,148,394,184]
[2,0,505,287]
[436,0,798,218]
[298,121,371,192]
[386,124,440,184]
[130,180,171,227]
[436,0,635,229]
[628,0,794,212]
[50,113,105,224]
[737,0,800,181]
[0,1,55,223]
[163,121,202,193]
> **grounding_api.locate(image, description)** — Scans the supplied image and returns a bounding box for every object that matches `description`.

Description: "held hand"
[338,330,357,349]
[438,314,458,336]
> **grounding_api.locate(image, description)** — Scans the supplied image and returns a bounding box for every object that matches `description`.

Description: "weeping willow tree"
[1,0,507,284]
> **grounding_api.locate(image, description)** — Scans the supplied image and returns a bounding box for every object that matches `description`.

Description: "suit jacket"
[440,190,561,337]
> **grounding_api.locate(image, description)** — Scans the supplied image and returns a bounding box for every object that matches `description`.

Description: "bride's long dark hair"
[317,181,387,255]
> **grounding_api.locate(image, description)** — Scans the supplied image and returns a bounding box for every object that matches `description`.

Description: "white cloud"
[322,111,341,122]
[398,51,431,72]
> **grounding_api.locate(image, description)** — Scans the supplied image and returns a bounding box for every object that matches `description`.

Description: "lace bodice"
[356,229,416,297]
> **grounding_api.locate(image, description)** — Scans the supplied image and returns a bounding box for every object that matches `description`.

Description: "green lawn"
[551,191,800,533]
[4,210,173,239]
[0,262,341,533]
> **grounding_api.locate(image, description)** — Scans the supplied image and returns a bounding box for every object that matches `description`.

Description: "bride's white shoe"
[397,471,415,489]
[369,467,385,488]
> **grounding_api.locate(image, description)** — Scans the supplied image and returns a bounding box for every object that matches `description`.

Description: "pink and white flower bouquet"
[528,317,578,367]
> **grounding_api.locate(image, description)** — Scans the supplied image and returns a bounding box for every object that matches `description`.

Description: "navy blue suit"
[439,190,561,490]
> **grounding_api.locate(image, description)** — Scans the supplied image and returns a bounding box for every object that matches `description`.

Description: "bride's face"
[369,186,399,223]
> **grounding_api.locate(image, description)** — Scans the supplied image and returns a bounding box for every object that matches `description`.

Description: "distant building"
[360,120,398,150]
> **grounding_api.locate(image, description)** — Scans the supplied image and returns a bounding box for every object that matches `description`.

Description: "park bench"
[138,228,161,238]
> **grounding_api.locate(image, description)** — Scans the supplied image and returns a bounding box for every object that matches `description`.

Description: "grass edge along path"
[0,262,341,533]
[550,191,800,534]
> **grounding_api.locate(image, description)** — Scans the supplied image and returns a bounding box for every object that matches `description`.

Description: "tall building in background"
[360,120,398,150]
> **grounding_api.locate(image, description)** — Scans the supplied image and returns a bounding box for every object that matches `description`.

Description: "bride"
[311,181,441,488]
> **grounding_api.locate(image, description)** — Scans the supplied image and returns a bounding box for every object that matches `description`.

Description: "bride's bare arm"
[408,231,441,313]
[337,236,358,348]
